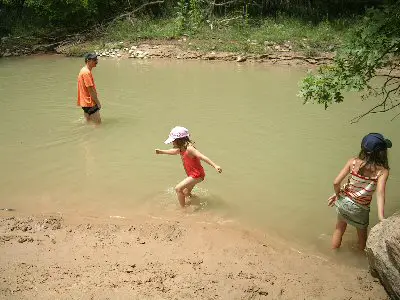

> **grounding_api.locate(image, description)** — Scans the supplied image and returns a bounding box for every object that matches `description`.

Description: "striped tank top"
[342,160,382,207]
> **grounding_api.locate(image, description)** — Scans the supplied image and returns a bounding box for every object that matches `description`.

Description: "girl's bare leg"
[175,177,203,208]
[356,228,368,250]
[332,219,347,249]
[183,180,199,197]
[183,181,202,206]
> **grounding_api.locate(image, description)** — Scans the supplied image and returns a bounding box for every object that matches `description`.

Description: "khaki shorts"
[335,196,370,229]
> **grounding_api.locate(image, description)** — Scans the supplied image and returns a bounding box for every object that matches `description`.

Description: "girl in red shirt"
[156,126,222,208]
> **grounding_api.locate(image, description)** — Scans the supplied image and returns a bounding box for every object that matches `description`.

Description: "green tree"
[298,1,400,122]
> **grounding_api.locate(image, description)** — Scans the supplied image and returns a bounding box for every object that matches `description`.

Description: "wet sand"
[0,212,388,299]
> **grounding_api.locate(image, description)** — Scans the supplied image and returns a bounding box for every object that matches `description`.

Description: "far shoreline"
[1,38,333,69]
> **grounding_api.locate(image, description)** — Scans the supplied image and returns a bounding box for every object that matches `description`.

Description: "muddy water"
[0,56,398,260]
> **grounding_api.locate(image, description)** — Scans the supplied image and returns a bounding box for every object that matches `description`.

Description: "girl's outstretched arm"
[328,158,353,206]
[376,169,389,221]
[188,146,222,173]
[155,148,180,155]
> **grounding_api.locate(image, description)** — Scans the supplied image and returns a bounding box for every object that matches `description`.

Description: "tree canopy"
[299,1,400,122]
[0,0,383,36]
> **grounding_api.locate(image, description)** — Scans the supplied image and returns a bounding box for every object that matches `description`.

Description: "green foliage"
[22,0,90,27]
[299,1,400,121]
[104,18,178,41]
[0,0,132,35]
[174,0,203,35]
[188,0,202,31]
[174,0,187,34]
[98,15,352,55]
[0,0,382,37]
[189,17,348,54]
[299,66,344,109]
[64,42,98,57]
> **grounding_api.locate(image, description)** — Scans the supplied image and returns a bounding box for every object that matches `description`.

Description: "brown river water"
[0,55,398,262]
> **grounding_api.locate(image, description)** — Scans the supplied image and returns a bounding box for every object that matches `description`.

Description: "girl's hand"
[215,166,222,173]
[155,149,161,154]
[328,194,338,207]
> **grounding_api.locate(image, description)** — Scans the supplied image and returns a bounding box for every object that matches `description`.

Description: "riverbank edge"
[0,37,334,67]
[0,212,388,299]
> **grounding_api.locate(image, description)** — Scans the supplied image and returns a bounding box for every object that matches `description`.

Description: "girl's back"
[343,158,386,207]
[352,158,386,178]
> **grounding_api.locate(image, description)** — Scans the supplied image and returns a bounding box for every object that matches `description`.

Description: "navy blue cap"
[361,133,392,152]
[84,53,98,62]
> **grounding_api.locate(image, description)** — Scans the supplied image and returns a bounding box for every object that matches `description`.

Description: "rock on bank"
[366,214,400,300]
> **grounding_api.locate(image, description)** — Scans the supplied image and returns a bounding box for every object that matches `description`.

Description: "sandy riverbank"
[0,211,388,300]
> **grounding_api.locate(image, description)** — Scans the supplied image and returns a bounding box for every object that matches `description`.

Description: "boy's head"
[84,53,98,67]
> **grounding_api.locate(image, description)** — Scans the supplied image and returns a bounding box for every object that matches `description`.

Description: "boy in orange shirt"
[77,53,102,124]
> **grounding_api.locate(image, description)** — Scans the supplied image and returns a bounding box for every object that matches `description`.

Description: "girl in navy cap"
[328,133,392,250]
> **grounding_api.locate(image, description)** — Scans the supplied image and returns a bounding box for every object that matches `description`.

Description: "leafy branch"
[298,1,400,122]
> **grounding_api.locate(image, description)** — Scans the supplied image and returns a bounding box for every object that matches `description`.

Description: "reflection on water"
[0,56,399,266]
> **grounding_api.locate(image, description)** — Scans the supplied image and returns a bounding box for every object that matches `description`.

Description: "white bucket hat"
[164,126,190,144]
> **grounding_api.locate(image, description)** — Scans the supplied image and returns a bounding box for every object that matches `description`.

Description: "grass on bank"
[97,16,353,56]
[2,16,356,57]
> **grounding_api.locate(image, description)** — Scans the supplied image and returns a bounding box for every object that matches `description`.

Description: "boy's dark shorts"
[82,105,100,115]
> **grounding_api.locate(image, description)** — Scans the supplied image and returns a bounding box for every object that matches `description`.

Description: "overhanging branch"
[108,0,165,25]
[351,79,400,123]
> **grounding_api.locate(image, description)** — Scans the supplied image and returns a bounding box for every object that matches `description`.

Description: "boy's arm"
[155,148,180,155]
[376,169,389,221]
[188,146,222,173]
[88,86,101,108]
